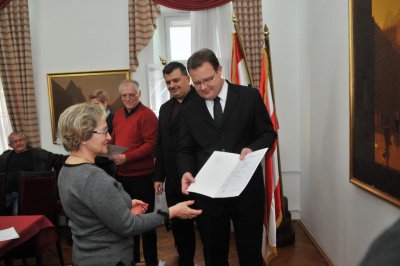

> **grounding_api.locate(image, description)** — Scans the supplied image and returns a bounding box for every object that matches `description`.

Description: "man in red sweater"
[110,79,159,266]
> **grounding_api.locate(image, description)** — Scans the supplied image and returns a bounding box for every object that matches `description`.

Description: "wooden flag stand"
[263,25,295,248]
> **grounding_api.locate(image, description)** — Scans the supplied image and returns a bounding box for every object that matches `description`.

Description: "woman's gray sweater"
[58,163,164,265]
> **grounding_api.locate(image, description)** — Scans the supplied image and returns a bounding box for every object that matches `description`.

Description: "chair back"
[0,173,5,215]
[15,170,65,266]
[18,171,57,225]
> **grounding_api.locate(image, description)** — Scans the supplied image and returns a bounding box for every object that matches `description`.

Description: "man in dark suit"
[154,62,199,266]
[178,48,276,266]
[0,131,67,215]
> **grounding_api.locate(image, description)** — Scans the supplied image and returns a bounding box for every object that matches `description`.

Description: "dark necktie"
[213,97,223,126]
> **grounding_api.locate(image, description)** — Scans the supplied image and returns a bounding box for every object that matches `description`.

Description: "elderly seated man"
[0,131,67,214]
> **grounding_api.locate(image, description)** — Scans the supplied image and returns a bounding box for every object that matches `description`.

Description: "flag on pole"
[231,32,251,86]
[260,47,283,264]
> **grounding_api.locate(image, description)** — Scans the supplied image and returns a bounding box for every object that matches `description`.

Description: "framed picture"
[47,69,130,144]
[349,0,400,207]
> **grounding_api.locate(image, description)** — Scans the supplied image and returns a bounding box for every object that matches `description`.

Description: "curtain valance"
[153,0,231,11]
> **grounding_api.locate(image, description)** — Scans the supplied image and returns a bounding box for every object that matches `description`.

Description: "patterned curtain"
[129,0,160,72]
[0,0,11,9]
[232,0,263,89]
[0,0,40,147]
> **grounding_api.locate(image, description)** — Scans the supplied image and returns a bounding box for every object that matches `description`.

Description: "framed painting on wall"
[47,69,130,144]
[349,0,400,207]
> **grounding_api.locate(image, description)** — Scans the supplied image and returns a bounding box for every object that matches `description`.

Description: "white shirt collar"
[205,80,228,117]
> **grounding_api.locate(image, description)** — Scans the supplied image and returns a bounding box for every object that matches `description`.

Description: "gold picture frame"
[47,69,130,144]
[349,0,400,207]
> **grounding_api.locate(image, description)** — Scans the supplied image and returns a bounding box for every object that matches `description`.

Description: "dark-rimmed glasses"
[192,72,217,86]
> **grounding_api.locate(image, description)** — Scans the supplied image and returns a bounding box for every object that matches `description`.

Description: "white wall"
[28,0,154,153]
[264,0,400,265]
[262,0,301,219]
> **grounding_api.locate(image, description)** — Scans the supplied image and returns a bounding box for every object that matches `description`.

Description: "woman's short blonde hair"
[58,103,105,152]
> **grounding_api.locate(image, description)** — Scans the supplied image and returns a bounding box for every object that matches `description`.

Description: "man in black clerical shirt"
[154,62,199,266]
[0,131,67,214]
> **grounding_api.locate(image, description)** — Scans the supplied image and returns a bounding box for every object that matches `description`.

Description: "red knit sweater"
[111,104,158,176]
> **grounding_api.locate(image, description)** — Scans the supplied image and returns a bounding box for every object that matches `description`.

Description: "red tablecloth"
[0,215,55,257]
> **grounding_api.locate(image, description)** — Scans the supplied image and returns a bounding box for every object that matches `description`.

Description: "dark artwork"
[48,70,129,143]
[350,0,400,206]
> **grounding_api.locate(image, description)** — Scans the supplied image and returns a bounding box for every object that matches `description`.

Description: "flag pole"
[263,24,286,224]
[232,13,253,87]
[263,24,295,247]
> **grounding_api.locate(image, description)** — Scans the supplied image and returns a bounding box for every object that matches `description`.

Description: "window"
[165,15,191,62]
[148,64,168,117]
[0,78,12,153]
[148,12,191,116]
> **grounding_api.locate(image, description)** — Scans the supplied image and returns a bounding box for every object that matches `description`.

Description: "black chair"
[0,173,5,215]
[16,170,65,266]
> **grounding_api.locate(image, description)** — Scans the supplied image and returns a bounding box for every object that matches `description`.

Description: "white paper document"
[99,144,129,158]
[0,227,19,241]
[187,148,268,198]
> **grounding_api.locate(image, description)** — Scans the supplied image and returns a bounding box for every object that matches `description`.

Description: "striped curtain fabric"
[129,0,160,72]
[0,0,11,9]
[232,0,263,89]
[0,0,40,147]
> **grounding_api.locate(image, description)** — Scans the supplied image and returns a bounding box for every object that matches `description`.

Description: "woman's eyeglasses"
[92,129,109,135]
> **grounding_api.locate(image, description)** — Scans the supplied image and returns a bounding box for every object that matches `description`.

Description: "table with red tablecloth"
[0,215,57,259]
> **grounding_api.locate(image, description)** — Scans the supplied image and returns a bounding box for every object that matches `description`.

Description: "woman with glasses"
[57,103,201,266]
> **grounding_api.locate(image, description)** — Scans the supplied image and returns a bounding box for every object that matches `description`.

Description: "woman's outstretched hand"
[131,199,149,215]
[169,200,202,219]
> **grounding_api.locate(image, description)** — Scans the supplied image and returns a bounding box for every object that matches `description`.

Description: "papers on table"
[99,144,128,158]
[0,227,19,241]
[187,148,268,198]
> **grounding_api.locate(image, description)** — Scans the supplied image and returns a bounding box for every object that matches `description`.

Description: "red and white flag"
[260,48,283,264]
[231,32,251,86]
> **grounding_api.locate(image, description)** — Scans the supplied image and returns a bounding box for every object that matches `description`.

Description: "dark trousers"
[197,194,265,266]
[117,174,158,266]
[166,192,196,266]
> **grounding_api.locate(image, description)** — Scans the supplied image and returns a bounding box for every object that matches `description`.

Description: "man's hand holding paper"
[186,148,268,198]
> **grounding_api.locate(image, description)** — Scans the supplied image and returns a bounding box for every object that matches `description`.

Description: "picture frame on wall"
[47,69,130,144]
[349,0,400,207]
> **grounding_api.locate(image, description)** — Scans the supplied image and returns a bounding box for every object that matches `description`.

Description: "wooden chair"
[16,171,65,266]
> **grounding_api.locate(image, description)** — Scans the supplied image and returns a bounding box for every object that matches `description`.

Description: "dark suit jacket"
[0,147,67,192]
[154,87,198,203]
[106,111,114,134]
[177,81,276,215]
[0,147,67,174]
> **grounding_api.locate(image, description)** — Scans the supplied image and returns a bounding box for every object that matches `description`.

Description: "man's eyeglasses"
[192,72,217,87]
[92,129,109,135]
[121,92,139,99]
[10,138,26,145]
